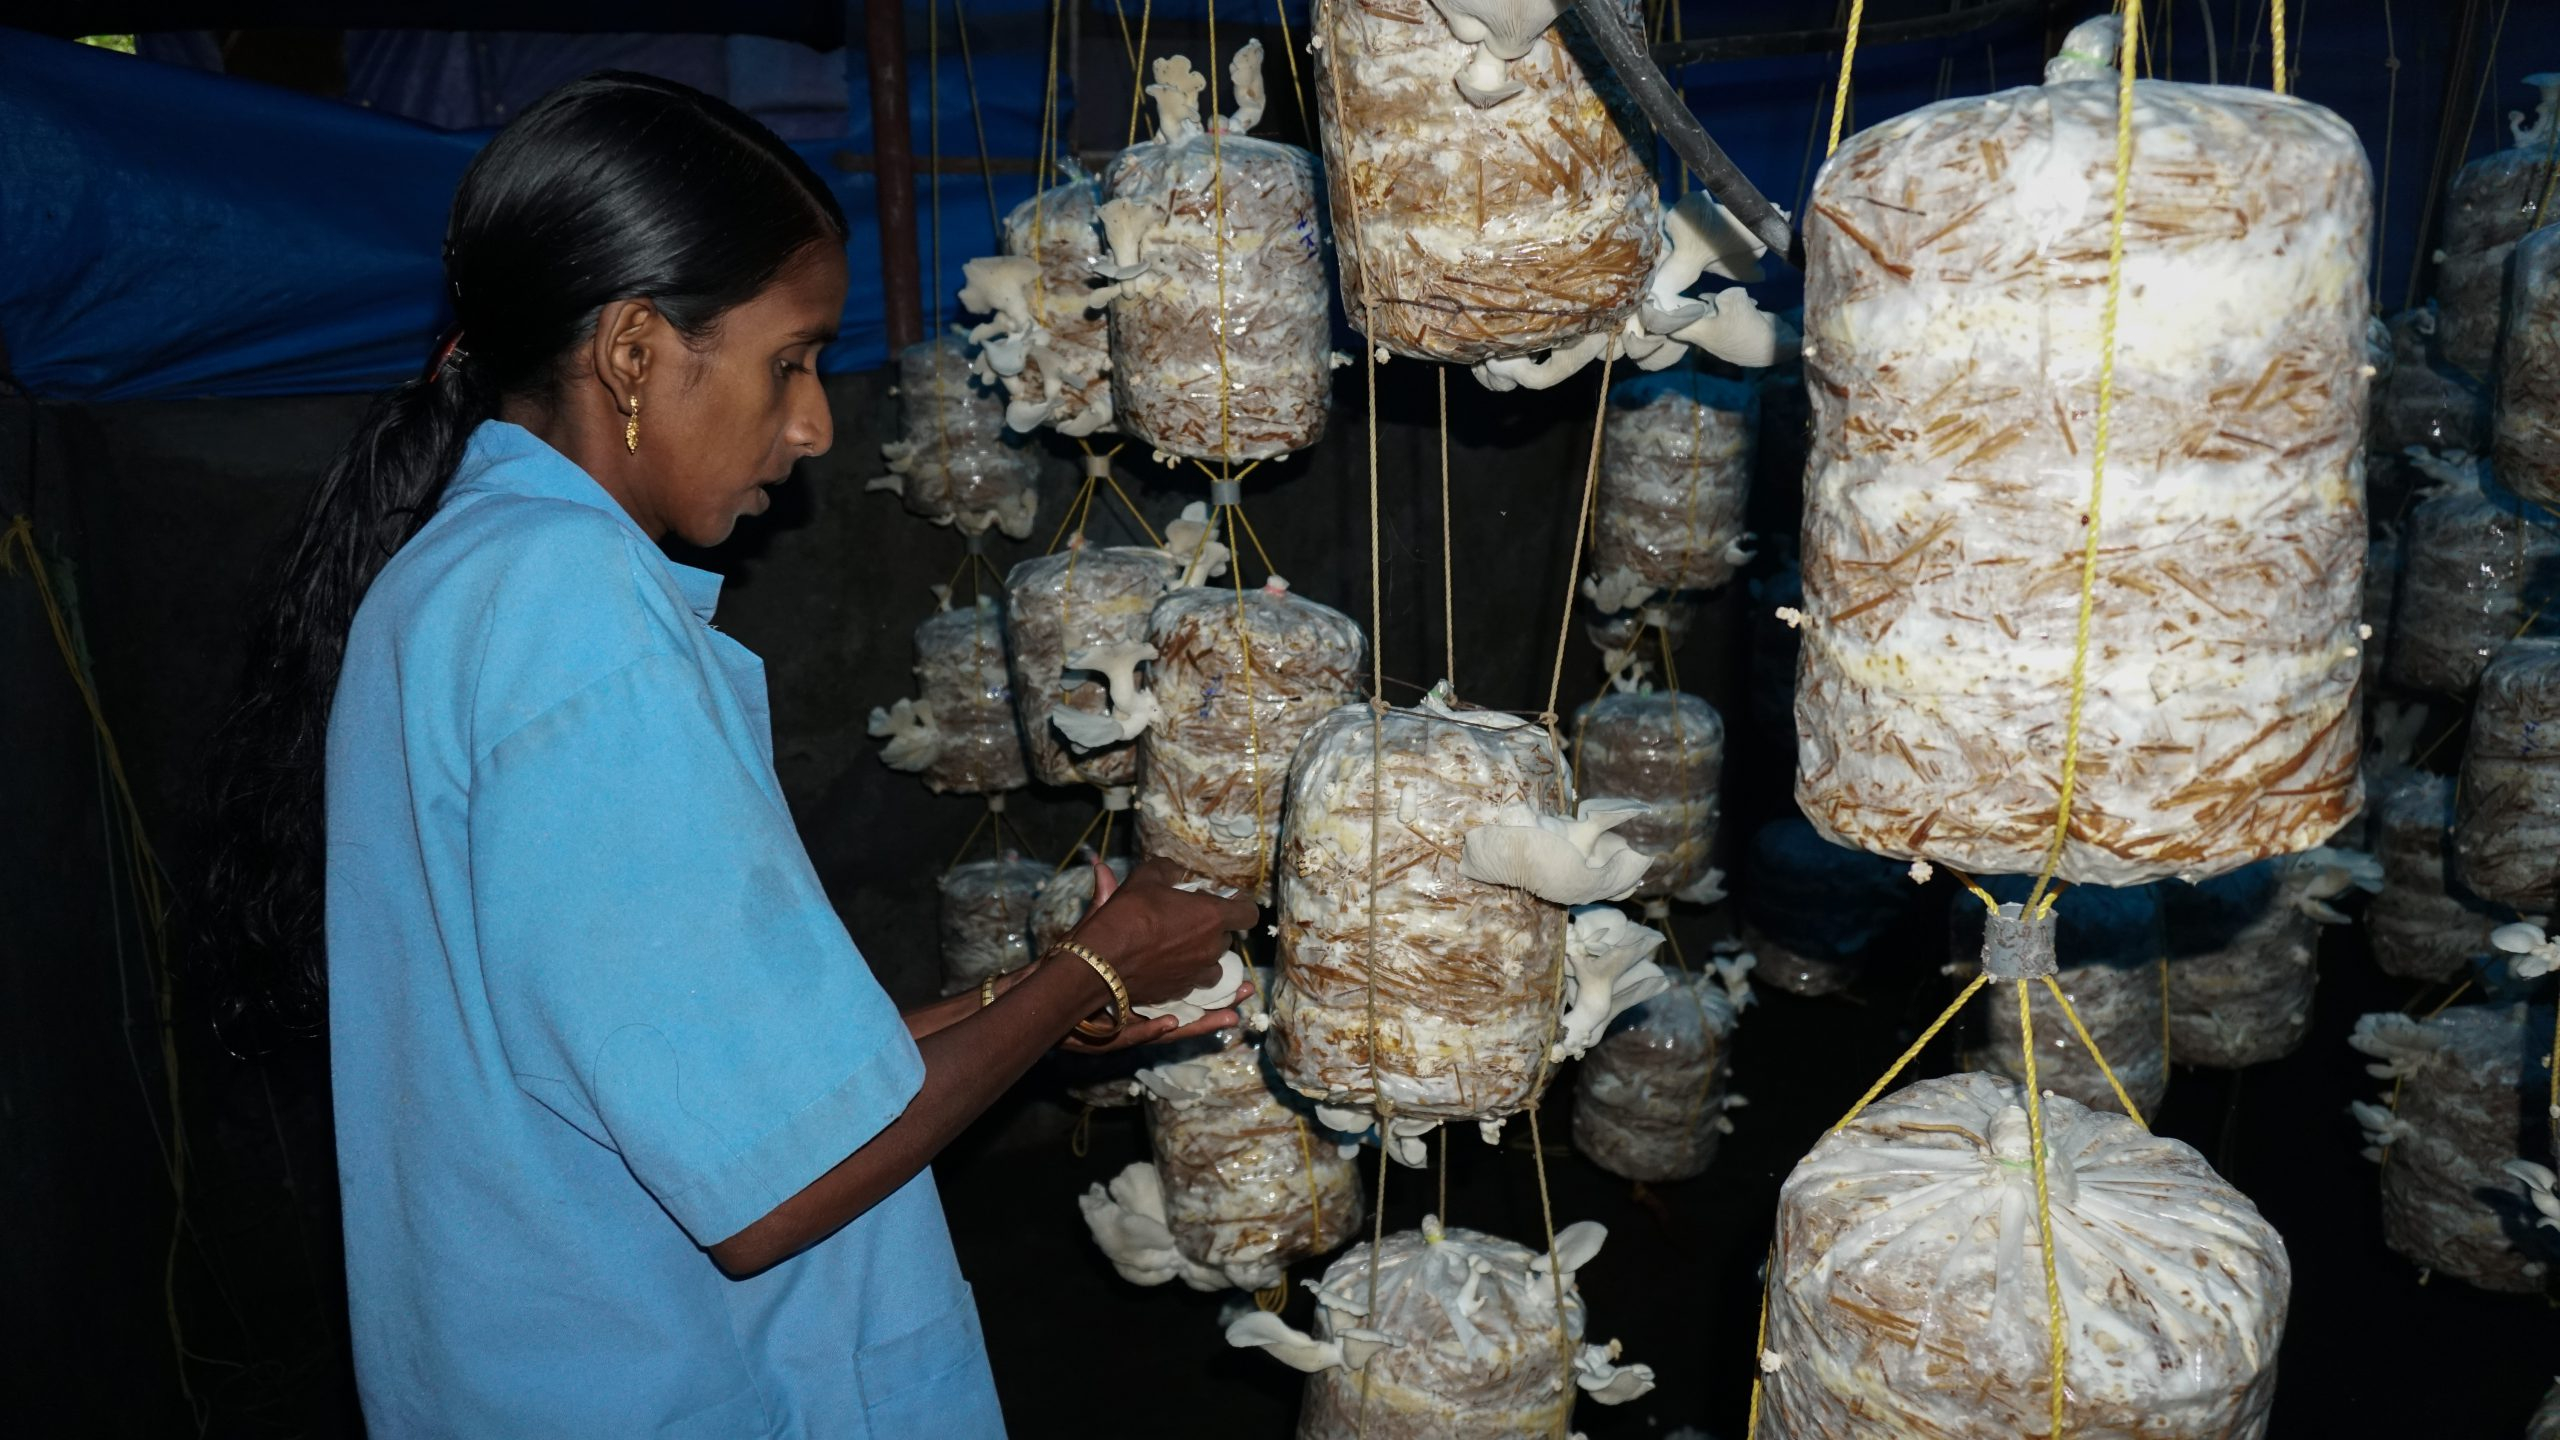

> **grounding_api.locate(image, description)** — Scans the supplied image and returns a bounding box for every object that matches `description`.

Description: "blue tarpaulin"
[3,5,2551,401]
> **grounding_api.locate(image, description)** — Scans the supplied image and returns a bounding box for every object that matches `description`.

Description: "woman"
[199,73,1250,1436]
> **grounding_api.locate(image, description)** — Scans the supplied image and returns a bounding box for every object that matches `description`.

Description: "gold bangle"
[1055,941,1132,1040]
[979,973,1000,1009]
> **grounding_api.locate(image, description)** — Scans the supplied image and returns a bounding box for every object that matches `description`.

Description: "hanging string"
[2017,983,2070,1440]
[1544,355,1619,726]
[930,0,943,334]
[1206,0,1239,478]
[1024,0,1068,332]
[1439,368,1456,693]
[1823,0,1869,159]
[2268,0,2287,93]
[2375,0,2400,306]
[952,0,1003,237]
[1126,0,1157,146]
[1271,0,1311,136]
[2026,0,2143,913]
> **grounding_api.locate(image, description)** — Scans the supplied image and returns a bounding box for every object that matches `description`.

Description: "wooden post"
[867,0,925,352]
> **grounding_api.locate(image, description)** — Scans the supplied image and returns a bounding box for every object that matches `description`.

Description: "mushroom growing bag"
[938,856,1049,996]
[1004,546,1178,788]
[961,175,1116,437]
[1738,817,1918,997]
[2351,1005,2558,1293]
[1078,984,1365,1291]
[2163,852,2371,1069]
[2431,75,2558,381]
[2368,768,2498,982]
[1225,1217,1654,1438]
[2385,470,2560,696]
[1795,71,2372,886]
[1583,370,1758,611]
[1270,698,1663,1129]
[1139,584,1366,900]
[1102,48,1332,464]
[1571,689,1724,903]
[1571,971,1740,1182]
[1309,0,1659,368]
[868,598,1030,796]
[868,334,1053,539]
[2496,226,2560,507]
[1758,1073,2289,1439]
[2455,639,2560,909]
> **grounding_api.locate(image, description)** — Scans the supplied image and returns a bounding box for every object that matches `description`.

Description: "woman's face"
[637,243,850,547]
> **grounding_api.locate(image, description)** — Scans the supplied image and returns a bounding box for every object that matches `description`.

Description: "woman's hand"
[1057,854,1257,1022]
[1056,976,1255,1054]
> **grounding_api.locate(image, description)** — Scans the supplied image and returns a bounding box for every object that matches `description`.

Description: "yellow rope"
[943,804,995,875]
[1230,499,1280,580]
[1101,471,1165,547]
[1025,0,1067,330]
[1053,804,1107,872]
[1070,1102,1094,1156]
[2268,0,2287,93]
[1126,0,1155,146]
[929,0,943,334]
[1271,0,1310,136]
[1823,0,1869,159]
[1206,0,1238,476]
[1226,506,1270,897]
[2043,974,2150,1128]
[2018,981,2071,1439]
[951,0,1003,238]
[1439,367,1456,694]
[1832,974,1989,1132]
[2375,0,2400,305]
[1745,1241,1774,1435]
[1943,862,2001,916]
[2026,0,2143,915]
[1296,1114,1326,1246]
[1526,1105,1575,1439]
[1544,355,1619,724]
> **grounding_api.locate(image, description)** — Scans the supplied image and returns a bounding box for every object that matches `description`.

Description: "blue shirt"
[325,421,1004,1438]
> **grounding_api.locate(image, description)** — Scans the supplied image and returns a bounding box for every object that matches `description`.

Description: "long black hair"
[196,72,847,1049]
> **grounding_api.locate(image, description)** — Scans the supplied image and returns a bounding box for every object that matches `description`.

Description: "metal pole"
[868,0,926,351]
[1568,0,1797,263]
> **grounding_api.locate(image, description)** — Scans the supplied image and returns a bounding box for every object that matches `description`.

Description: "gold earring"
[624,394,641,453]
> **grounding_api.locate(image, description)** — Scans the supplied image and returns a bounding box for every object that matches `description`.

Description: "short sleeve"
[466,650,925,1248]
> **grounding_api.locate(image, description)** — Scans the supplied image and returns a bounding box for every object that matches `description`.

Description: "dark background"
[10,2,2560,1436]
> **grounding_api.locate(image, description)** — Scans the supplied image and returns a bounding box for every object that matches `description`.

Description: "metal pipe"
[1567,0,1797,263]
[868,0,926,351]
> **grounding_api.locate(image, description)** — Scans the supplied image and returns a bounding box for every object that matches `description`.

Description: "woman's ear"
[589,298,661,410]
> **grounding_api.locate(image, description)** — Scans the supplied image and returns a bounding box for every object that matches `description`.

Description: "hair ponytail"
[195,72,845,1049]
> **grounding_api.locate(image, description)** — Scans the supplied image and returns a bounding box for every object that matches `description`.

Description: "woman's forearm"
[707,956,1110,1277]
[901,965,1041,1041]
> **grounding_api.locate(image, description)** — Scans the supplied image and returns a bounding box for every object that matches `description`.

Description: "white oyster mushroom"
[2349,1099,2419,1163]
[1161,501,1233,586]
[1217,39,1267,133]
[2490,920,2560,980]
[1424,0,1568,107]
[866,697,941,772]
[1581,565,1658,616]
[1093,197,1161,284]
[1552,906,1671,1062]
[1134,947,1249,1025]
[1529,1218,1608,1281]
[1053,640,1164,750]
[2405,445,2484,493]
[1672,865,1728,906]
[1641,192,1770,335]
[990,485,1039,541]
[2349,1010,2450,1079]
[2284,846,2384,923]
[1078,1162,1230,1289]
[958,255,1043,354]
[1224,1310,1349,1372]
[1574,1340,1657,1405]
[2499,1158,2560,1230]
[1146,54,1209,140]
[1461,797,1656,904]
[1660,286,1800,369]
[1709,947,1759,1011]
[1315,1105,1437,1168]
[1474,329,1614,392]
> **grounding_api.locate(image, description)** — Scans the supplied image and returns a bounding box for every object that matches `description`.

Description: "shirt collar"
[449,420,726,624]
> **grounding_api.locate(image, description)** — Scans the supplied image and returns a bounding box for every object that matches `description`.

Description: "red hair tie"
[426,327,468,380]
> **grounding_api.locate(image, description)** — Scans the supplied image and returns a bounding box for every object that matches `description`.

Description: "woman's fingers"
[1090,852,1120,905]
